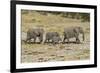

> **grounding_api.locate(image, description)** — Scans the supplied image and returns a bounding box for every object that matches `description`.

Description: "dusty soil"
[21,33,90,63]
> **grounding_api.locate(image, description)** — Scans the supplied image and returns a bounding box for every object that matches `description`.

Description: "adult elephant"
[63,26,84,43]
[26,28,44,43]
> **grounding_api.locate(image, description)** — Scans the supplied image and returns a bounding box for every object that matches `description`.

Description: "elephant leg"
[51,39,53,43]
[48,39,51,43]
[53,41,56,45]
[74,33,80,43]
[39,35,43,43]
[26,38,29,43]
[39,38,42,43]
[44,38,49,43]
[44,39,47,43]
[26,37,31,44]
[63,37,66,43]
[76,37,80,43]
[67,38,69,43]
[33,37,36,43]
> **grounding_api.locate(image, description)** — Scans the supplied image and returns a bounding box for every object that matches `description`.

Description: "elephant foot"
[39,42,42,44]
[76,39,80,44]
[44,41,47,44]
[62,41,66,44]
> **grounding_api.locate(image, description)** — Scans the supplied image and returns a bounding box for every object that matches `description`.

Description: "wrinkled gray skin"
[45,32,60,43]
[26,28,44,43]
[52,36,62,45]
[63,27,84,43]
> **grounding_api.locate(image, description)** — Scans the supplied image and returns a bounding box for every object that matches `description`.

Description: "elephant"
[52,36,62,45]
[26,28,44,43]
[63,26,84,43]
[44,32,60,43]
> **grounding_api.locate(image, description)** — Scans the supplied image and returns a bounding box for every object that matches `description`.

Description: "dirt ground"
[21,10,90,63]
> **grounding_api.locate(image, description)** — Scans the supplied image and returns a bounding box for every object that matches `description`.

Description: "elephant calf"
[52,36,62,45]
[45,32,61,44]
[63,26,84,43]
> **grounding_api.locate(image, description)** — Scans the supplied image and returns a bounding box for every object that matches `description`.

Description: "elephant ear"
[73,28,79,34]
[33,29,39,35]
[35,30,39,35]
[40,29,44,34]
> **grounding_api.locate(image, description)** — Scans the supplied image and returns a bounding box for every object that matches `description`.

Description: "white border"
[16,5,94,69]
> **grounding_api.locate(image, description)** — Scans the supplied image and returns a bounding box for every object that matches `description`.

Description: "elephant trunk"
[82,32,85,41]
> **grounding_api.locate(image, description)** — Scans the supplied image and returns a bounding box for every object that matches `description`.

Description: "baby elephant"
[63,26,84,43]
[45,32,61,44]
[52,36,62,45]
